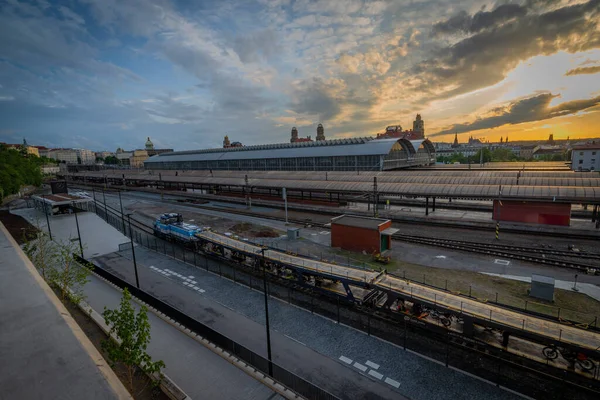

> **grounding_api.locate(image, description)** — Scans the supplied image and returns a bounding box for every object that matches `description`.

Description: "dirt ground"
[128,201,285,240]
[58,288,168,400]
[0,210,40,244]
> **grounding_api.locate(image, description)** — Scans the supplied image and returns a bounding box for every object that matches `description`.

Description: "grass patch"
[328,246,600,324]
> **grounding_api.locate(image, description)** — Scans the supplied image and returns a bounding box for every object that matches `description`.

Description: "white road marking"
[284,334,306,346]
[435,255,447,259]
[384,378,400,388]
[353,362,367,372]
[339,356,353,364]
[199,289,205,293]
[368,370,383,380]
[365,360,380,370]
[319,231,330,235]
[494,259,510,266]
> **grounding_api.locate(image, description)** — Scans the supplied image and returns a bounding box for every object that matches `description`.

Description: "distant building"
[48,148,95,164]
[519,145,536,160]
[376,114,425,140]
[144,137,173,156]
[532,145,564,160]
[452,133,459,148]
[41,165,60,175]
[2,140,40,157]
[223,135,243,148]
[130,149,149,168]
[290,127,312,143]
[316,124,326,141]
[571,142,600,171]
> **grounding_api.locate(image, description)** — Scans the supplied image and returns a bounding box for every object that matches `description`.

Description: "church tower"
[145,137,154,151]
[223,135,231,148]
[291,127,299,143]
[316,124,325,141]
[452,133,459,148]
[413,114,424,138]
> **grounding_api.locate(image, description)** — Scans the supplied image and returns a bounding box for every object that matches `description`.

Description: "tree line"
[0,144,46,202]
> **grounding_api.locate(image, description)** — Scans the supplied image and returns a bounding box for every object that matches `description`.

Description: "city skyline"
[0,0,599,151]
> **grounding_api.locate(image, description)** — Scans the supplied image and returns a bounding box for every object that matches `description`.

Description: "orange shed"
[330,215,398,254]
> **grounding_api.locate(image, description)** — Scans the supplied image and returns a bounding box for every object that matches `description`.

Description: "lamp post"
[127,213,140,288]
[118,190,125,233]
[42,194,53,240]
[72,201,83,257]
[260,247,273,376]
[102,185,108,218]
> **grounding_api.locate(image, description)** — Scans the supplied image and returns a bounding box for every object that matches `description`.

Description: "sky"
[0,0,599,151]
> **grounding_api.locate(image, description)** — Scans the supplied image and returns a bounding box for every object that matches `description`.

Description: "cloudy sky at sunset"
[0,0,599,151]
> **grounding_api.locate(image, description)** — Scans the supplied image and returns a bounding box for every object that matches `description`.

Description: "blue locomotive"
[153,213,203,245]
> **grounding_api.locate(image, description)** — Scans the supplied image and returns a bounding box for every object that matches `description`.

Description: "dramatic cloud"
[0,0,599,149]
[432,4,527,36]
[433,93,600,136]
[566,65,600,76]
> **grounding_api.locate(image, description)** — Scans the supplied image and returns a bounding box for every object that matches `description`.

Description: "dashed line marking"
[339,356,353,365]
[494,259,510,266]
[365,360,380,370]
[368,370,383,380]
[353,362,367,372]
[384,378,400,388]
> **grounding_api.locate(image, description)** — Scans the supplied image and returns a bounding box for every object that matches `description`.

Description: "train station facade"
[144,137,436,172]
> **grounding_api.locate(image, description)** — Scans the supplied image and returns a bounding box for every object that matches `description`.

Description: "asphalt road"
[92,246,518,400]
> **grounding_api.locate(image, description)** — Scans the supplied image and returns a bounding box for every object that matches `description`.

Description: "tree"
[491,148,518,162]
[104,155,120,165]
[473,148,492,163]
[102,288,165,393]
[23,229,59,281]
[50,239,91,303]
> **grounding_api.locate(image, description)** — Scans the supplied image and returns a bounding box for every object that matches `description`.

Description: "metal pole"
[128,214,140,288]
[283,188,288,224]
[102,186,107,218]
[73,202,83,257]
[43,194,53,240]
[118,190,125,233]
[261,248,273,376]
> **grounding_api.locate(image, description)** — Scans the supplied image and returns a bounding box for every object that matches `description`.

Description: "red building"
[331,215,398,254]
[493,200,571,226]
[376,114,425,140]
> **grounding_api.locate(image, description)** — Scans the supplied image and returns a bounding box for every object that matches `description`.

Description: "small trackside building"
[330,215,399,254]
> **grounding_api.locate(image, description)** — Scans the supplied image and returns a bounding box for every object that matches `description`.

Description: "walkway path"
[0,222,130,400]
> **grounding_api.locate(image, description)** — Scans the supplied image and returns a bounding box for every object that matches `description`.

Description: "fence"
[75,253,339,400]
[83,198,600,399]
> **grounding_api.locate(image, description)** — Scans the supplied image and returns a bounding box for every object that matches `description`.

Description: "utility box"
[530,274,555,302]
[287,228,300,240]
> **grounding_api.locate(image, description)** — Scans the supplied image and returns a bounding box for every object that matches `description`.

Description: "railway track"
[90,190,600,273]
[184,203,600,273]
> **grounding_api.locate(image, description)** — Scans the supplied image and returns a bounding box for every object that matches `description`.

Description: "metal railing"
[75,254,339,400]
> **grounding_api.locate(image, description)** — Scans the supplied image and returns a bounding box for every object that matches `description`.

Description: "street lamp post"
[42,194,53,240]
[260,248,273,376]
[118,190,126,233]
[102,186,108,218]
[127,213,140,288]
[72,201,83,257]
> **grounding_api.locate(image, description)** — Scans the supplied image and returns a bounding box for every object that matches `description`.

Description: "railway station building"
[331,215,399,254]
[144,137,436,171]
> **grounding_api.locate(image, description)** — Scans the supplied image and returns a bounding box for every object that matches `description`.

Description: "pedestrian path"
[82,272,286,400]
[0,222,130,400]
